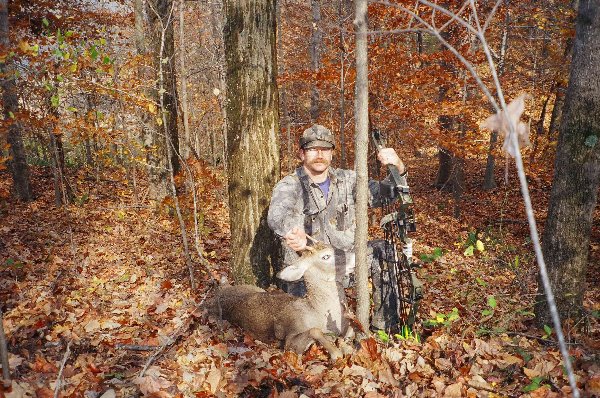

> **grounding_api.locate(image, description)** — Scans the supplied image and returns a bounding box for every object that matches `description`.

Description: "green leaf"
[8,111,14,119]
[65,30,75,37]
[56,75,64,82]
[103,55,111,65]
[584,135,598,148]
[433,247,443,258]
[90,45,99,60]
[464,245,474,256]
[543,324,552,336]
[476,277,488,287]
[481,309,493,316]
[515,347,532,363]
[447,308,459,322]
[523,376,544,392]
[376,330,389,343]
[99,38,107,46]
[51,94,59,108]
[42,17,49,27]
[487,295,497,309]
[67,106,77,112]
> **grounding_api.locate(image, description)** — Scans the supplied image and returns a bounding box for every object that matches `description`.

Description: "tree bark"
[209,0,228,169]
[338,0,347,169]
[135,0,180,201]
[1,0,32,201]
[223,0,280,286]
[535,0,600,326]
[354,0,370,332]
[178,0,191,160]
[0,308,10,388]
[309,0,321,122]
[277,0,292,174]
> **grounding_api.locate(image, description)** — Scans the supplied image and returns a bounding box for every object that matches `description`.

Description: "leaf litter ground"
[0,156,598,398]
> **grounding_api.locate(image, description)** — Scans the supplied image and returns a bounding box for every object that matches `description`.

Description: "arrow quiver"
[372,129,422,331]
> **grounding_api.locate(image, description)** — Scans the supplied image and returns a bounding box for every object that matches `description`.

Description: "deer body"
[209,246,352,360]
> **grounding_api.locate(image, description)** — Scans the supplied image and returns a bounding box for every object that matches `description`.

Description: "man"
[267,124,407,330]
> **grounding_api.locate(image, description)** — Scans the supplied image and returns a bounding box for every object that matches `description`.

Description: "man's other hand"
[284,227,308,252]
[377,148,405,174]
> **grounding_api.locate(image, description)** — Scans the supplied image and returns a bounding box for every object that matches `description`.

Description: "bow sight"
[371,129,422,333]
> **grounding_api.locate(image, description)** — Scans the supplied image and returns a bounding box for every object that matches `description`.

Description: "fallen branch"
[138,293,213,377]
[53,340,71,398]
[115,344,159,352]
[466,382,518,398]
[138,312,194,377]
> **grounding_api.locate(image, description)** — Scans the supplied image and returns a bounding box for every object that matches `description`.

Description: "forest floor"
[1,151,599,398]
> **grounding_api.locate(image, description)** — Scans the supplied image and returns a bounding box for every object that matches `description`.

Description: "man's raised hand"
[284,227,308,252]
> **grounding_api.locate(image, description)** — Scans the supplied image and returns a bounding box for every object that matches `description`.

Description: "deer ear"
[277,262,310,282]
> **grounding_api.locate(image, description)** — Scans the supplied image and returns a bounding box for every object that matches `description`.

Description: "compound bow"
[372,129,422,333]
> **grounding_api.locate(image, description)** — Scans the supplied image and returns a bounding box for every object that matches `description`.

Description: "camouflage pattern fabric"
[267,166,393,269]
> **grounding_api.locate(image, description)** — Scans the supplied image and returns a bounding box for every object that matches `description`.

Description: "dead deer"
[208,244,354,361]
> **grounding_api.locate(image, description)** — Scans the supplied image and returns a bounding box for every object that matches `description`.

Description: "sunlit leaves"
[50,94,60,108]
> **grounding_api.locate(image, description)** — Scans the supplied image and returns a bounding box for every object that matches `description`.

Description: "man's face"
[300,146,333,174]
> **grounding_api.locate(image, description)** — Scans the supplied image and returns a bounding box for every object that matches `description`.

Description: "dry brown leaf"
[432,376,446,395]
[434,357,452,372]
[585,373,600,396]
[132,375,172,396]
[205,367,222,394]
[443,382,463,397]
[34,387,54,398]
[31,356,58,373]
[468,374,491,389]
[84,319,101,333]
[528,385,552,398]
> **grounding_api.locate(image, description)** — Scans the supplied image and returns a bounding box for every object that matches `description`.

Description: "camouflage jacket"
[267,166,392,266]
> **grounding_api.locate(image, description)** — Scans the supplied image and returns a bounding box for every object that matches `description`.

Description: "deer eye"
[322,254,331,261]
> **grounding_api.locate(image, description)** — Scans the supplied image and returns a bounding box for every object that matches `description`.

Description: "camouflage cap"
[299,124,335,149]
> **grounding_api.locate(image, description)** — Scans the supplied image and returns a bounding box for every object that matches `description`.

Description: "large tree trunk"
[135,0,180,201]
[223,0,280,286]
[354,0,370,331]
[1,0,31,201]
[535,0,600,326]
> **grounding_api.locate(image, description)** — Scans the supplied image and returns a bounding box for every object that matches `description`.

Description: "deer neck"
[302,272,347,333]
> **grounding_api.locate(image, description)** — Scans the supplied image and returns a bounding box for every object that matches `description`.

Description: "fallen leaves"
[1,157,596,398]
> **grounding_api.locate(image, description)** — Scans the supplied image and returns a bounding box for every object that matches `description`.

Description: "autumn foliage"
[0,0,598,397]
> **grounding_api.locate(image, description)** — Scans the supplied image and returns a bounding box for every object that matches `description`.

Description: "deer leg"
[284,328,343,362]
[308,328,343,361]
